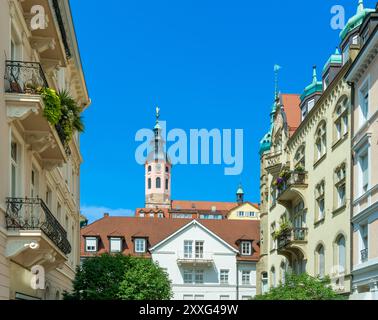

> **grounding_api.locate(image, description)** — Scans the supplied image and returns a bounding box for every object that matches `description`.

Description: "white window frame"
[85,237,97,252]
[195,270,204,284]
[241,270,251,285]
[135,238,146,253]
[110,237,122,253]
[241,241,252,255]
[220,269,229,284]
[358,76,370,128]
[357,144,370,197]
[184,240,193,258]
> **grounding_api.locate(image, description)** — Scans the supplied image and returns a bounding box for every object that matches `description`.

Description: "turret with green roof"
[300,66,323,102]
[340,0,374,40]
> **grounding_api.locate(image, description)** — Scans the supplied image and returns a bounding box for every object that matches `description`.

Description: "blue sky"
[70,0,375,222]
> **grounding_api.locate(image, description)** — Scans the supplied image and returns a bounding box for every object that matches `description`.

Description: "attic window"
[307,99,315,112]
[110,237,122,253]
[241,241,252,256]
[85,237,97,252]
[135,238,147,253]
[211,206,217,212]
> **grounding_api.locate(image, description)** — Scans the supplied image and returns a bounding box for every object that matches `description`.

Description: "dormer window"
[241,241,252,256]
[135,238,147,253]
[307,99,315,112]
[85,237,98,252]
[110,237,122,253]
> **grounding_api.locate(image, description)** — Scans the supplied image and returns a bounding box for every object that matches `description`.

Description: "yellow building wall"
[227,203,260,220]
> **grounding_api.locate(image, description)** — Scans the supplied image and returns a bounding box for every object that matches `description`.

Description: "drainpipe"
[236,261,239,300]
[348,80,355,294]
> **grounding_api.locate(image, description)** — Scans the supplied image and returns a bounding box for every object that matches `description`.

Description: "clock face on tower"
[156,164,162,172]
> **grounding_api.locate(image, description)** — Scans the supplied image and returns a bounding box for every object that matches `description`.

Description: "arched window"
[336,235,346,274]
[148,165,152,172]
[55,290,60,300]
[273,130,282,153]
[271,266,276,288]
[334,96,348,143]
[156,177,161,189]
[261,272,268,294]
[315,121,327,161]
[165,178,168,190]
[165,166,169,173]
[294,145,305,170]
[315,244,325,278]
[148,178,151,189]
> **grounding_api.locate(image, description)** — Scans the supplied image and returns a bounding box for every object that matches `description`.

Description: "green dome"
[340,0,374,40]
[300,66,323,101]
[323,48,343,72]
[236,185,244,195]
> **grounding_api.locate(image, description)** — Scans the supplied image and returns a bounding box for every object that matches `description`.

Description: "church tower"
[145,107,171,208]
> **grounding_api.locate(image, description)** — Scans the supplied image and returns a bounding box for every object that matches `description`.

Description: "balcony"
[265,151,282,170]
[277,171,308,204]
[277,228,308,260]
[177,252,214,267]
[361,248,368,263]
[5,197,71,270]
[4,61,67,169]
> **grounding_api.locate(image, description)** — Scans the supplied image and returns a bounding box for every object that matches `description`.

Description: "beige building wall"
[0,0,89,300]
[257,65,353,295]
[227,203,260,220]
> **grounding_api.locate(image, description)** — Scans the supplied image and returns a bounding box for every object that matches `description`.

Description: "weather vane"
[274,64,282,99]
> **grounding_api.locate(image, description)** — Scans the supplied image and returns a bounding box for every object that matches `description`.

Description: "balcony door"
[10,141,20,198]
[183,240,204,259]
[30,167,39,198]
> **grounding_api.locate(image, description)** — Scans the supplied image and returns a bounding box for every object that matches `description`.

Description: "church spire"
[145,107,171,209]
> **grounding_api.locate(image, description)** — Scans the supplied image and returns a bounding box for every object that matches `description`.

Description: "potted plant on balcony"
[273,220,293,240]
[56,90,85,150]
[294,163,306,184]
[274,168,291,191]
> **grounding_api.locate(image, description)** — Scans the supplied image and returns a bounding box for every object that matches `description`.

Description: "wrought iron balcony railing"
[277,171,308,198]
[277,228,308,249]
[4,60,48,94]
[6,197,71,255]
[361,248,368,263]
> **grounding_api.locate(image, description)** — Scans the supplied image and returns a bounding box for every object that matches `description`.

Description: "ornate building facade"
[257,1,376,297]
[0,0,89,299]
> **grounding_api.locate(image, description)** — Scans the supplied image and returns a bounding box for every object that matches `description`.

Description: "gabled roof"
[149,220,239,253]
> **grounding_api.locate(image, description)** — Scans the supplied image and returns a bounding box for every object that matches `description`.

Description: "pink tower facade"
[145,108,171,208]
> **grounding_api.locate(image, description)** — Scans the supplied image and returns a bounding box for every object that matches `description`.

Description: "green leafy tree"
[118,258,172,300]
[63,254,172,300]
[63,254,131,300]
[255,273,344,300]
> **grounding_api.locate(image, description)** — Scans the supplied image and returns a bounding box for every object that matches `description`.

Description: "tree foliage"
[63,254,172,300]
[118,257,172,300]
[255,273,344,300]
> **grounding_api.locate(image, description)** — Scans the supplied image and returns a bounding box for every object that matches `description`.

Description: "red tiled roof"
[171,200,259,211]
[281,94,301,137]
[80,216,259,261]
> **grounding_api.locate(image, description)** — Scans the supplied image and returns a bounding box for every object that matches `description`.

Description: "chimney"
[104,212,109,218]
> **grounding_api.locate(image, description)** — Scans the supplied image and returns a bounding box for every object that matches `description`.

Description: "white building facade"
[150,220,257,300]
